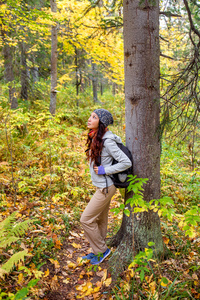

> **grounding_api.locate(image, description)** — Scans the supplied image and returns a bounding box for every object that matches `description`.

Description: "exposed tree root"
[108,234,133,280]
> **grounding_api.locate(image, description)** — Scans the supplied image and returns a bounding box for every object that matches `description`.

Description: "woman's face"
[87,112,99,130]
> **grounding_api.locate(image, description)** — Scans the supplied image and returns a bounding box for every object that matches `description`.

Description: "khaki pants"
[80,184,116,255]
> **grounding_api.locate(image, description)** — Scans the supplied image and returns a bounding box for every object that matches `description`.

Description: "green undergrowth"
[161,141,200,210]
[0,85,199,299]
[0,85,127,298]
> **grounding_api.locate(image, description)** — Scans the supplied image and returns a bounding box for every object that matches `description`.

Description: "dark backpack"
[99,138,133,188]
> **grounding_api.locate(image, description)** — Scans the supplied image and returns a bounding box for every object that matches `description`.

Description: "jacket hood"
[103,130,122,144]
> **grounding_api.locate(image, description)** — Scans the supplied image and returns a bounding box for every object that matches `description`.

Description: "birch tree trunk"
[31,55,39,83]
[109,0,164,275]
[49,0,57,116]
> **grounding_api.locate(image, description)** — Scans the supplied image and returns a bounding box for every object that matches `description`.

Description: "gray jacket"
[89,130,132,188]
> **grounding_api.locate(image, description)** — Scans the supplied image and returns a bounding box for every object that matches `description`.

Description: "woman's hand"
[94,165,106,175]
[94,166,98,174]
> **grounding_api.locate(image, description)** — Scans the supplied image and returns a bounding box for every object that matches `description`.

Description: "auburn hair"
[86,121,107,165]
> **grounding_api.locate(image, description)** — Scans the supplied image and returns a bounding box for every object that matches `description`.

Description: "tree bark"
[109,0,164,276]
[75,47,82,98]
[31,55,39,83]
[3,43,18,109]
[92,62,98,103]
[112,82,116,95]
[100,80,103,95]
[49,0,58,116]
[108,190,134,274]
[20,41,29,101]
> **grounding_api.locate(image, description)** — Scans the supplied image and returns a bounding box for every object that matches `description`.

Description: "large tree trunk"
[3,43,18,109]
[109,0,164,276]
[49,0,57,116]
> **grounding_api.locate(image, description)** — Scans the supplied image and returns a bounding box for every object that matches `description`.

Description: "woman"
[80,109,132,265]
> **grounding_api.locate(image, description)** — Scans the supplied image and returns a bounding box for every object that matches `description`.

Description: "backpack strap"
[100,138,113,193]
[98,138,107,166]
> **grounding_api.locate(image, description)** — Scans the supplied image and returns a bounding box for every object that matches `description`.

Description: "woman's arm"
[103,139,132,175]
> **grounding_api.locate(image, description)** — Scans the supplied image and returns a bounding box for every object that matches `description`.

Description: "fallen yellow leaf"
[101,269,107,282]
[93,292,101,299]
[71,242,82,249]
[86,271,93,277]
[145,274,153,283]
[49,259,60,269]
[123,282,130,291]
[149,281,156,293]
[160,277,172,287]
[79,270,86,279]
[128,268,135,278]
[163,237,169,245]
[93,287,101,293]
[103,277,112,287]
[77,256,85,266]
[67,261,76,269]
[63,278,70,284]
[177,194,184,201]
[18,273,23,284]
[32,270,44,279]
[82,281,92,292]
[44,268,50,277]
[70,231,80,237]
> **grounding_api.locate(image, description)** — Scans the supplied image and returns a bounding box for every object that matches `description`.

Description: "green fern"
[0,213,17,237]
[0,213,34,278]
[0,212,34,249]
[9,218,34,237]
[0,236,19,249]
[0,250,30,275]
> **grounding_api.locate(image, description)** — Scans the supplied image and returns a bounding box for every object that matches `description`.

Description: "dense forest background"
[0,0,199,299]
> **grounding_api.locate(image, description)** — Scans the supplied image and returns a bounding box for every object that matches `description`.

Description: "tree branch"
[159,11,182,18]
[191,0,200,8]
[183,0,200,38]
[160,35,169,43]
[160,97,178,108]
[160,53,174,60]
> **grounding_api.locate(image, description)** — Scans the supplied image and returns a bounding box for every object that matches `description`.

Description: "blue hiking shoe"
[82,252,95,260]
[90,248,111,265]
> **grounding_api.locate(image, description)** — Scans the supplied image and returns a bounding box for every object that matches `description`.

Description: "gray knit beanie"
[93,109,114,127]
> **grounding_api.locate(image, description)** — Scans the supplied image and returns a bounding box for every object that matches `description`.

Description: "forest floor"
[32,192,200,300]
[37,195,123,300]
[42,226,114,300]
[1,189,199,300]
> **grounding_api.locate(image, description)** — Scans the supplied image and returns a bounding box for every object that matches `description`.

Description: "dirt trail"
[42,203,120,300]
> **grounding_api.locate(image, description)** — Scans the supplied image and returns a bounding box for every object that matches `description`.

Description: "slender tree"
[3,42,18,109]
[20,41,29,101]
[0,5,18,109]
[92,61,98,103]
[49,0,58,115]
